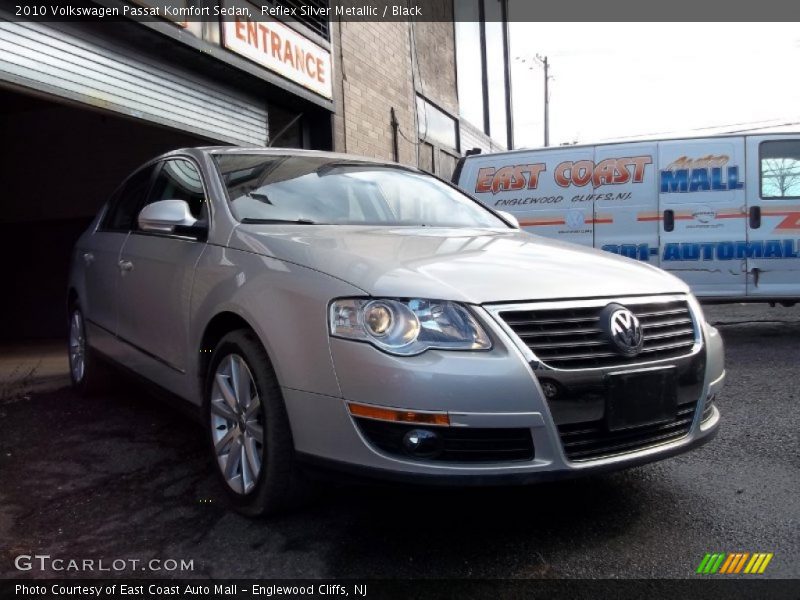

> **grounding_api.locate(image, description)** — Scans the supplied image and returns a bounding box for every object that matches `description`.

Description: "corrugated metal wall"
[0,18,268,146]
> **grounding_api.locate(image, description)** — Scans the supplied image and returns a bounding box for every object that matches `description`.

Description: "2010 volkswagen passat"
[68,148,724,515]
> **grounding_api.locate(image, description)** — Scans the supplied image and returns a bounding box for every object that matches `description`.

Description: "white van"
[454,134,800,303]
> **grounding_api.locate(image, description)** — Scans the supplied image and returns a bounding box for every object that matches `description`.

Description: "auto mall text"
[15,584,366,597]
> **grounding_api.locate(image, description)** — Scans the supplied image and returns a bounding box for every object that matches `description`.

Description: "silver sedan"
[68,148,724,515]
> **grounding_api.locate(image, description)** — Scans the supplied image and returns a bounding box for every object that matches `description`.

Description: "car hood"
[229,225,688,304]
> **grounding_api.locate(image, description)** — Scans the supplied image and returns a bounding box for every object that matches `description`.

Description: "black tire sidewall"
[204,330,295,516]
[68,306,93,395]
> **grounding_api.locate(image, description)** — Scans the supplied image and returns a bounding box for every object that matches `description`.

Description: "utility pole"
[542,55,550,147]
[515,54,553,147]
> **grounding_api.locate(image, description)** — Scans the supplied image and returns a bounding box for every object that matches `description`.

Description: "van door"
[745,135,800,298]
[657,137,747,298]
[466,148,594,248]
[593,143,658,264]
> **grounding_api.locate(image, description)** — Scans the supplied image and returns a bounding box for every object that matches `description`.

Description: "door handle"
[118,259,134,272]
[749,206,761,229]
[82,252,94,266]
[663,209,675,232]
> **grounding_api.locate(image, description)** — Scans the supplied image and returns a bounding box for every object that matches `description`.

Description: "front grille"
[354,418,534,462]
[558,401,697,461]
[500,297,697,369]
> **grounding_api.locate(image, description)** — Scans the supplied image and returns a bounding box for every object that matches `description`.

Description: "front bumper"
[282,301,724,482]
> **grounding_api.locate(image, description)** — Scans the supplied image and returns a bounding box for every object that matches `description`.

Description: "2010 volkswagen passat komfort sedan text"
[68,148,724,515]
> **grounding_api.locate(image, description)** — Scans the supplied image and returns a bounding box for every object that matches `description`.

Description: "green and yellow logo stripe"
[696,552,773,574]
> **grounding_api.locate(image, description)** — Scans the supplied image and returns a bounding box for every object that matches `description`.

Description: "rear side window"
[142,159,207,224]
[760,140,800,199]
[102,166,155,232]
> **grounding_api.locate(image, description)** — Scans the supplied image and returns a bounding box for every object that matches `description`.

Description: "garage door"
[0,17,268,146]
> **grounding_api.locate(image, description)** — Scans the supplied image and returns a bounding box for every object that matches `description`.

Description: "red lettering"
[475,168,494,194]
[270,31,281,58]
[234,18,246,41]
[554,161,572,188]
[492,166,524,194]
[305,53,316,78]
[284,40,295,67]
[628,156,652,183]
[526,163,546,189]
[246,21,258,47]
[592,159,616,187]
[258,24,269,51]
[316,57,325,83]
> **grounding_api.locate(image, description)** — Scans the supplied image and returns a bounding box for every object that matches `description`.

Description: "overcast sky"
[507,23,800,148]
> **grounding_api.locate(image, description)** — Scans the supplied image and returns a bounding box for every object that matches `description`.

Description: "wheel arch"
[198,311,261,389]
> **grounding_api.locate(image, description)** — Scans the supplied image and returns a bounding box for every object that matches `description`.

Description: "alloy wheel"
[210,354,264,494]
[69,311,85,383]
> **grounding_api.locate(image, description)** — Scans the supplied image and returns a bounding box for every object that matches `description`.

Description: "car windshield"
[213,154,506,228]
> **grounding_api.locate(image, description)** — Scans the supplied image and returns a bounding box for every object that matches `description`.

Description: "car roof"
[161,146,406,168]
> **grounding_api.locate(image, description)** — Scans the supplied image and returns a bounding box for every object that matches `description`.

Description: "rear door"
[745,135,800,297]
[657,137,748,298]
[593,143,658,264]
[83,165,156,336]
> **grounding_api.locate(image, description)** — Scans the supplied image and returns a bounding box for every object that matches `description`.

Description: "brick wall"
[331,16,500,167]
[331,19,418,166]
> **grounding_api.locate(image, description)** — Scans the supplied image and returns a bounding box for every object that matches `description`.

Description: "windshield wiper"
[240,218,318,225]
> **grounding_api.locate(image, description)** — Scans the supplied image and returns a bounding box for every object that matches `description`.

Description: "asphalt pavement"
[0,304,798,579]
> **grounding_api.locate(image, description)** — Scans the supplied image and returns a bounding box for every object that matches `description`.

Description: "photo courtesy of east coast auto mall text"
[0,0,797,598]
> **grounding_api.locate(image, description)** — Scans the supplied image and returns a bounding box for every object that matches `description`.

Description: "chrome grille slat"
[498,297,697,370]
[643,328,695,341]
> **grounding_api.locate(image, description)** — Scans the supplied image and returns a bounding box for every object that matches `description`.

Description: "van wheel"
[68,306,109,396]
[205,330,310,516]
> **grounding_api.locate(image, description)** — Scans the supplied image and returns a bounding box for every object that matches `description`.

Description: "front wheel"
[205,330,310,516]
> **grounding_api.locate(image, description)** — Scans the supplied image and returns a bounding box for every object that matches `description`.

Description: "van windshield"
[213,154,506,228]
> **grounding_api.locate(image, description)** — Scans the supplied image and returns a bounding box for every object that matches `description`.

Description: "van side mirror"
[497,210,520,229]
[138,200,198,234]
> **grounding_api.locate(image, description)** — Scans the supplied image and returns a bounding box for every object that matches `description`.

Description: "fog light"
[402,429,442,458]
[540,379,559,399]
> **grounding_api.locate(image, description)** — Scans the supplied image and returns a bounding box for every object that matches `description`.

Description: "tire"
[205,329,311,516]
[68,305,110,396]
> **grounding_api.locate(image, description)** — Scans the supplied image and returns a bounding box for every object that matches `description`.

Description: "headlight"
[329,298,492,356]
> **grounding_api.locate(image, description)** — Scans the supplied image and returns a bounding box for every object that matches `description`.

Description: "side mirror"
[497,210,520,229]
[138,199,198,233]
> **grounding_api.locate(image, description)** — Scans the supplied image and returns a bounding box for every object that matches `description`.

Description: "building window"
[417,95,458,152]
[454,1,484,132]
[454,0,511,149]
[483,0,508,146]
[760,140,800,199]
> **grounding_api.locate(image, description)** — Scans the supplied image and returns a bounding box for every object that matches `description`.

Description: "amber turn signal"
[347,403,450,426]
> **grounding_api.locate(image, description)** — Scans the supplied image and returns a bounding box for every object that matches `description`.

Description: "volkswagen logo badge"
[600,304,644,357]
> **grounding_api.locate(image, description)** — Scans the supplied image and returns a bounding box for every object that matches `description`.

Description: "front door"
[657,137,748,298]
[116,158,208,391]
[745,135,800,297]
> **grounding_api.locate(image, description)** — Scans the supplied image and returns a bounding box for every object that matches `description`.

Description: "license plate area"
[605,367,678,432]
